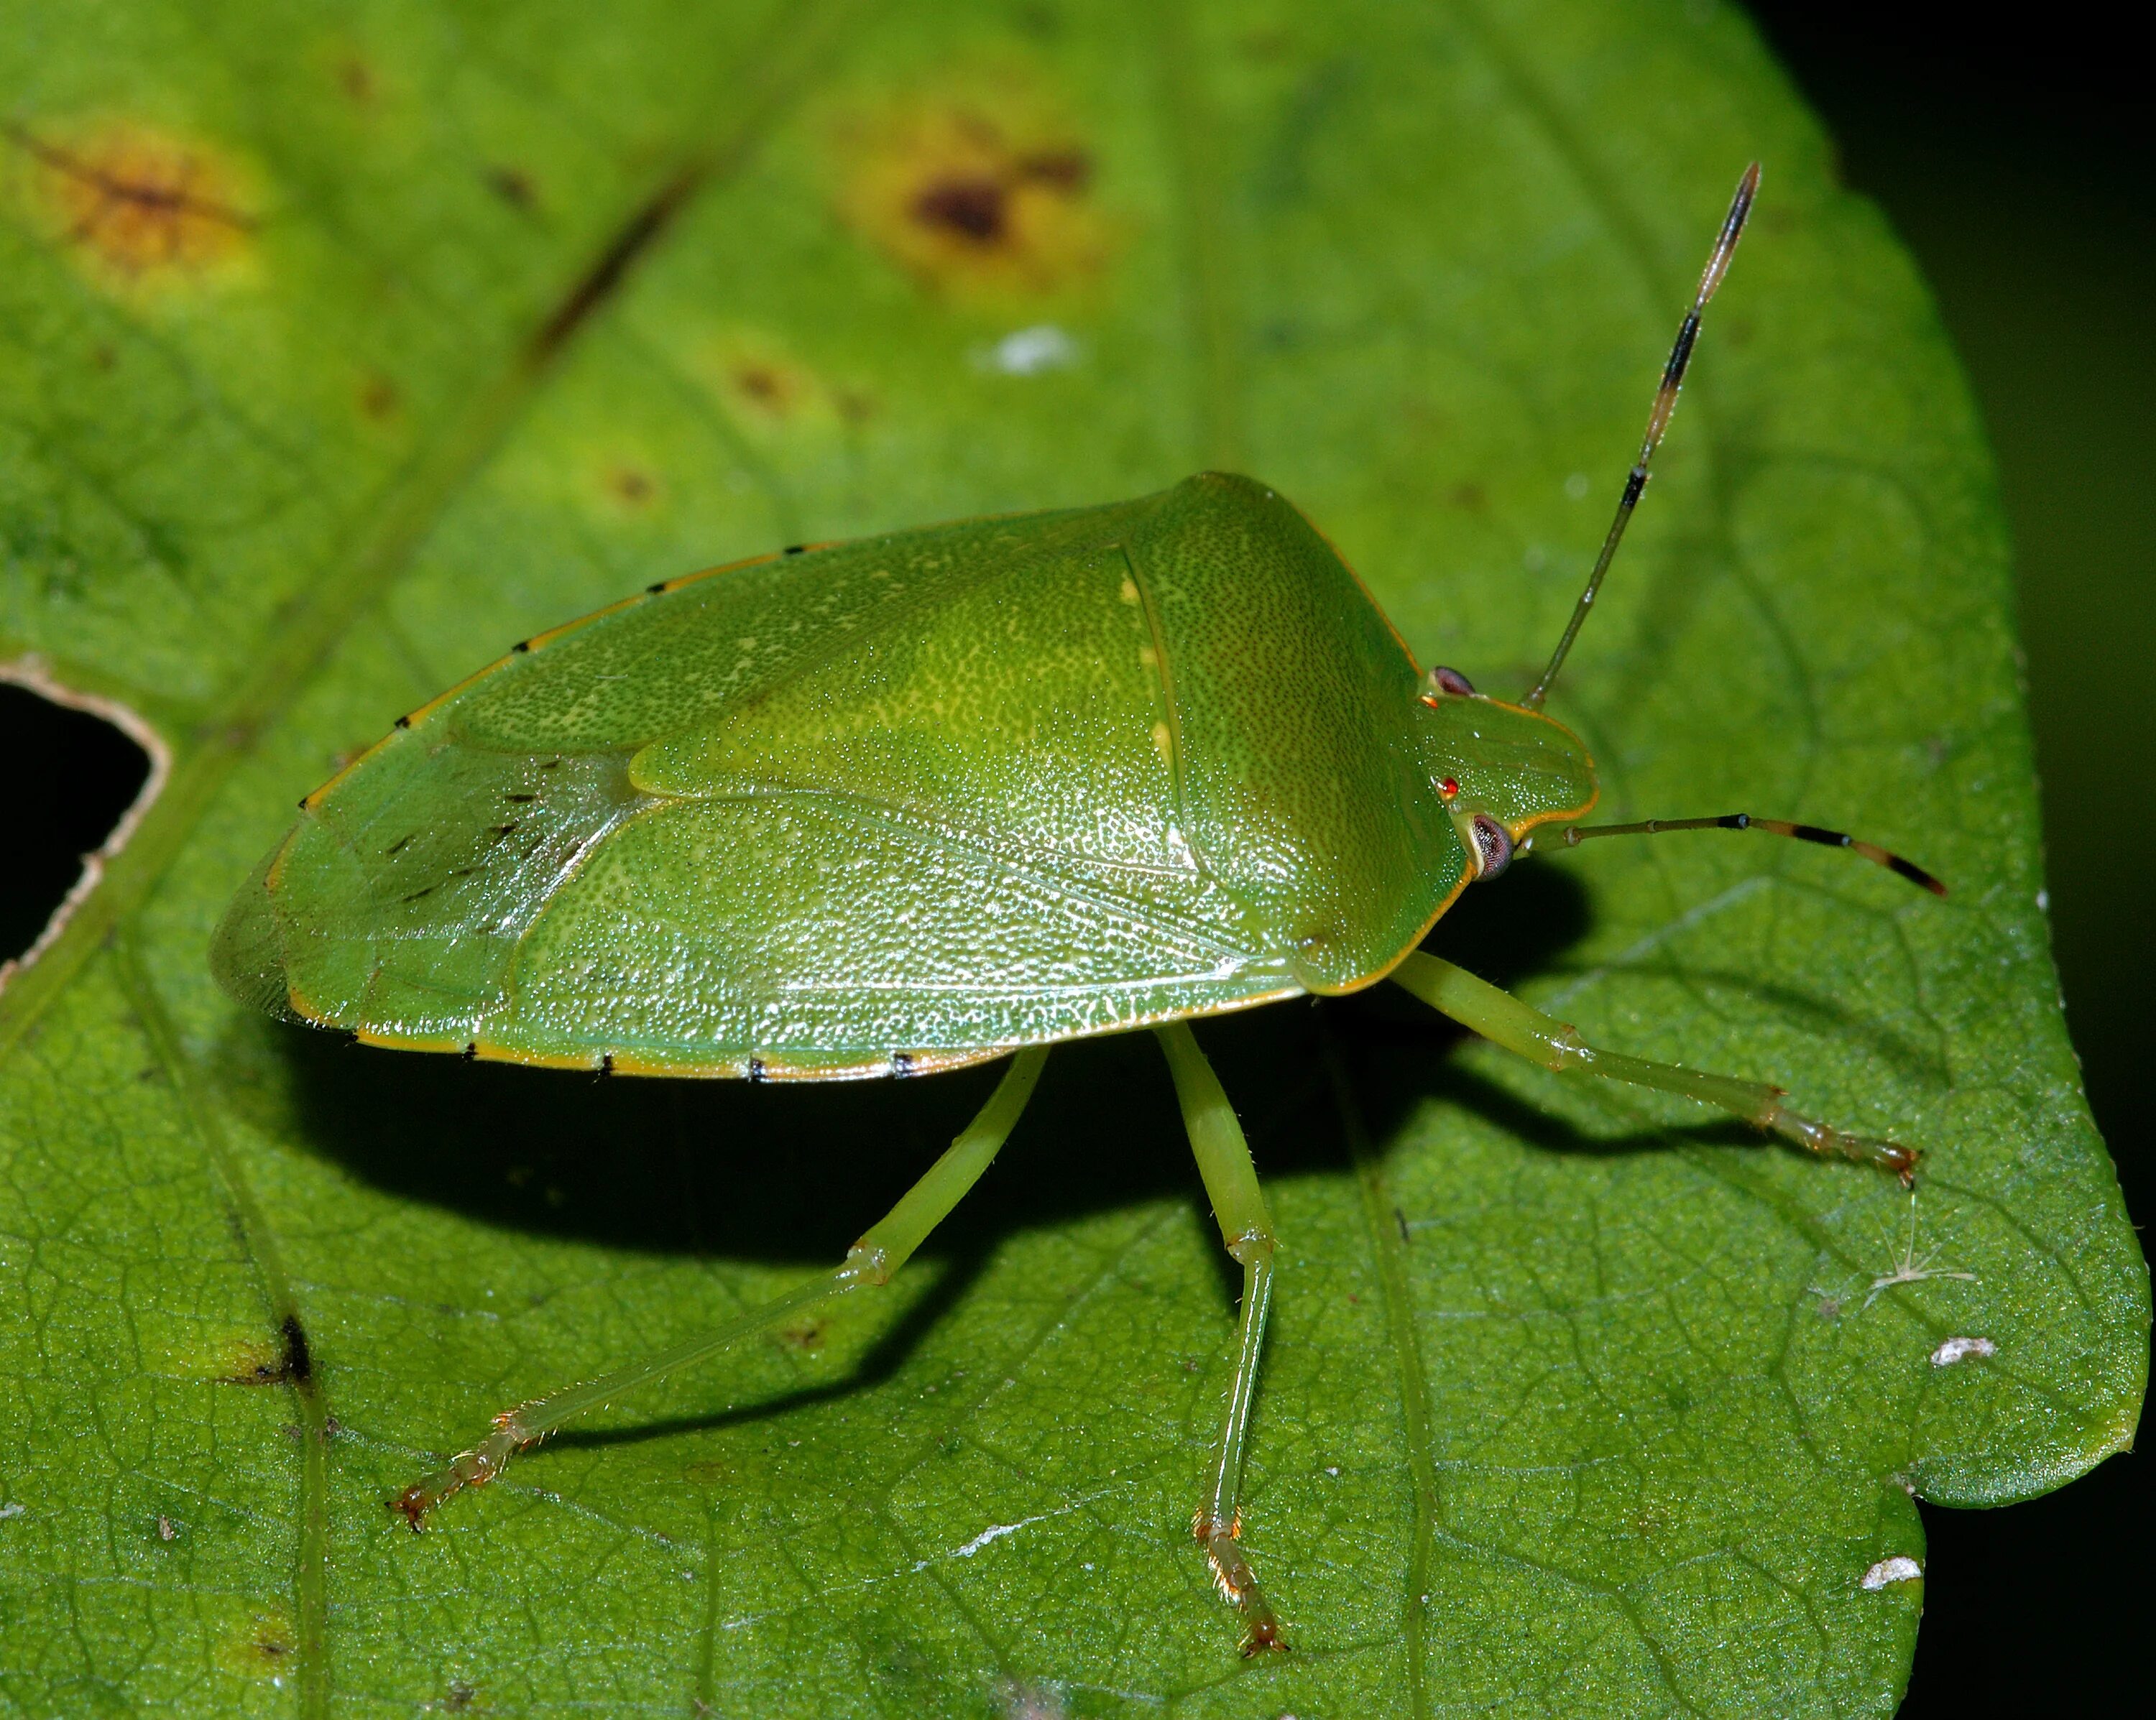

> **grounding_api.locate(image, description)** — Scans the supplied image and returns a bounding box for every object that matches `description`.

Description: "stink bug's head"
[1416,167,1943,902]
[1416,664,1597,883]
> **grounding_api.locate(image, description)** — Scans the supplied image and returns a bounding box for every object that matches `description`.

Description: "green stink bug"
[212,165,1943,1655]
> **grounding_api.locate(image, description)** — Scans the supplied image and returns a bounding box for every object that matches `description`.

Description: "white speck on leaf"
[1861,1555,1923,1590]
[977,325,1079,376]
[952,1506,1067,1560]
[719,1496,1105,1634]
[1931,1335,1996,1367]
[0,1502,24,1520]
[1000,1682,1068,1720]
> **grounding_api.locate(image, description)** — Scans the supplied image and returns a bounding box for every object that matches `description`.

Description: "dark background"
[4,5,2147,1710]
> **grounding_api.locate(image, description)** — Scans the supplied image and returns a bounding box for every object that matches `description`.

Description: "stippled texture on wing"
[484,795,1283,1075]
[1129,475,1468,989]
[218,485,1426,1071]
[216,746,650,1048]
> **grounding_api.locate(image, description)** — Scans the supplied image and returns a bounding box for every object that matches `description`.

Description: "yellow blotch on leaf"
[171,1328,291,1386]
[698,329,847,442]
[4,117,258,298]
[216,1606,298,1680]
[571,448,668,517]
[830,72,1113,303]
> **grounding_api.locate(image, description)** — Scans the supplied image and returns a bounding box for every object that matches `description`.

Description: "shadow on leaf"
[246,856,1866,1277]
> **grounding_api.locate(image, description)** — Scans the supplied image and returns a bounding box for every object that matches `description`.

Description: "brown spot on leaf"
[779,1316,826,1352]
[487,165,536,208]
[336,56,376,103]
[913,172,1007,242]
[734,362,788,408]
[832,73,1112,302]
[359,373,400,420]
[699,330,844,441]
[277,1312,314,1388]
[4,118,257,296]
[727,354,816,425]
[1013,148,1091,193]
[607,466,656,507]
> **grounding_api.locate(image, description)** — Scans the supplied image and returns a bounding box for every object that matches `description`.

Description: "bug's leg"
[391,1048,1049,1526]
[1155,1021,1286,1656]
[1389,952,1920,1183]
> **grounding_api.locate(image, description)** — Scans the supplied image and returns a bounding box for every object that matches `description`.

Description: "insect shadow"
[267,859,1611,1259]
[252,857,1801,1447]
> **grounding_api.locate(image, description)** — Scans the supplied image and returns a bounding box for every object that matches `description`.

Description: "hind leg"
[393,1048,1049,1522]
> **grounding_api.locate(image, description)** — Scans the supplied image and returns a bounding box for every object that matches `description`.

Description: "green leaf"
[1,0,2142,1714]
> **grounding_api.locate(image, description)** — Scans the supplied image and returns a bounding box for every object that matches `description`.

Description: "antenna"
[1521,163,1760,711]
[1554,813,1946,896]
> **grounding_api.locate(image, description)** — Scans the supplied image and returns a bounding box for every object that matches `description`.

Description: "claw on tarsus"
[387,1420,530,1530]
[1761,1099,1922,1188]
[390,1484,431,1530]
[1196,1511,1287,1656]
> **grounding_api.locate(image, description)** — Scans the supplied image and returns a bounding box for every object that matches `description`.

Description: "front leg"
[1389,952,1918,1183]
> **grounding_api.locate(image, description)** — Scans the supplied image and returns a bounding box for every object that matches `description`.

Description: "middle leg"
[1156,1020,1286,1655]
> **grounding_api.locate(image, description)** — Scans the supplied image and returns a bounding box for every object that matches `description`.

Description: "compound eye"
[1468,813,1514,880]
[1425,665,1478,698]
